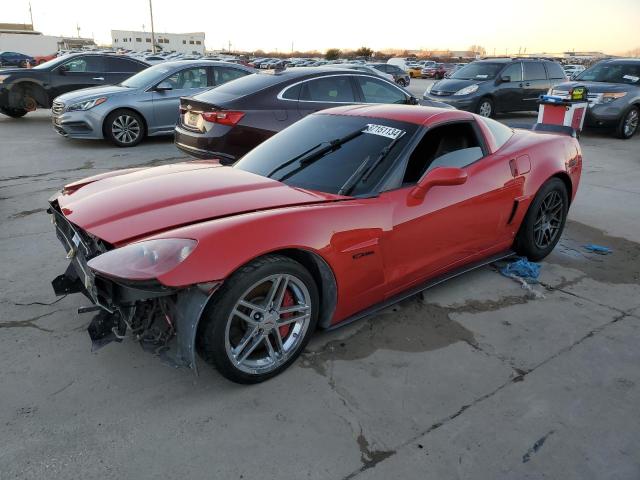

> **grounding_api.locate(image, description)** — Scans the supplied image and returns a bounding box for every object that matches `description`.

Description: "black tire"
[476,97,494,118]
[0,106,28,118]
[615,106,639,139]
[397,78,407,87]
[197,255,319,384]
[515,178,568,261]
[103,109,145,147]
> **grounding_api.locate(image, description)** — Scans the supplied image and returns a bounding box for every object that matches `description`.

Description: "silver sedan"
[51,60,254,147]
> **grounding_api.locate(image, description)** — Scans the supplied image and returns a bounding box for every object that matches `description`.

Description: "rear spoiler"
[508,122,577,138]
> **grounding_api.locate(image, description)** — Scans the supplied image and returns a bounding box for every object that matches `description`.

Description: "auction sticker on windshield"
[363,124,404,139]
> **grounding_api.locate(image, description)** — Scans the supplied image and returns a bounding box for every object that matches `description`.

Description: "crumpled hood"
[57,160,342,245]
[55,85,133,104]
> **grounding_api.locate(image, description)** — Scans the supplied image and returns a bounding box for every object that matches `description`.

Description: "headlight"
[66,97,107,111]
[0,75,10,84]
[453,84,479,96]
[87,238,197,280]
[601,92,627,104]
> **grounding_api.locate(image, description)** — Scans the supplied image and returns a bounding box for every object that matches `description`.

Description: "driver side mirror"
[410,167,468,200]
[499,75,511,83]
[407,96,419,105]
[155,81,173,91]
[59,64,70,74]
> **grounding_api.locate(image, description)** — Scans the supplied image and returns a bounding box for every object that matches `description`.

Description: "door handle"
[525,82,531,86]
[92,77,105,81]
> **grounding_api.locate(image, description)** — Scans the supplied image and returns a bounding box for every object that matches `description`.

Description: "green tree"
[325,48,341,60]
[355,46,373,59]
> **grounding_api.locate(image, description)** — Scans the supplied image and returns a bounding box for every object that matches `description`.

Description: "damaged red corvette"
[48,105,581,383]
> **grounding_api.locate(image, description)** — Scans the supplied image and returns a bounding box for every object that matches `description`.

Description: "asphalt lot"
[1,91,639,479]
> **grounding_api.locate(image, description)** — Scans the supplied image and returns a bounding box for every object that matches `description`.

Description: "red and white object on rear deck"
[536,87,589,134]
[537,100,587,132]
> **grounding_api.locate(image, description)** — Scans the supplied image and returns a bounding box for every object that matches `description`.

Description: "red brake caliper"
[279,288,294,339]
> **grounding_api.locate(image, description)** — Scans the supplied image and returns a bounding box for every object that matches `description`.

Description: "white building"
[111,30,205,54]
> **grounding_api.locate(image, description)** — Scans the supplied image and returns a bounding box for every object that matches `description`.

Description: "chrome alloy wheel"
[478,100,492,117]
[533,190,563,249]
[111,115,141,144]
[224,274,312,375]
[624,109,639,137]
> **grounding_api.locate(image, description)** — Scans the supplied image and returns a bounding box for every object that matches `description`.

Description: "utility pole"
[149,0,156,53]
[291,41,294,54]
[228,40,231,53]
[28,2,34,29]
[76,23,81,38]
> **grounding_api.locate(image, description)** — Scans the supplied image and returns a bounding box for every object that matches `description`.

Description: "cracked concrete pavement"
[1,102,639,479]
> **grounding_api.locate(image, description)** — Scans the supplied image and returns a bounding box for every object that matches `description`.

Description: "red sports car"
[48,105,582,383]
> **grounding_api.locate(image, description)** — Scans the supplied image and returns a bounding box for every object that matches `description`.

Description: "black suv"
[423,58,568,117]
[0,53,148,118]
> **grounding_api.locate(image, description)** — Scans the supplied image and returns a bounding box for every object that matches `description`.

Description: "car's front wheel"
[104,109,145,147]
[197,255,319,384]
[397,78,407,87]
[616,106,639,139]
[476,97,494,118]
[515,178,568,261]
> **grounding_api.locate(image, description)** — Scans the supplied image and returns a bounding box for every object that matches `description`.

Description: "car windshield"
[32,55,70,70]
[575,63,640,85]
[234,114,417,195]
[120,64,174,88]
[450,62,504,80]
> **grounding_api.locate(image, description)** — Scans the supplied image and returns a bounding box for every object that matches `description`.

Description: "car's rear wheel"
[104,109,145,147]
[0,106,28,118]
[476,97,494,118]
[616,106,639,139]
[515,178,568,261]
[397,78,407,87]
[197,255,319,384]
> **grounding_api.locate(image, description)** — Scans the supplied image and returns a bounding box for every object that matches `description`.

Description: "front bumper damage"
[48,198,217,373]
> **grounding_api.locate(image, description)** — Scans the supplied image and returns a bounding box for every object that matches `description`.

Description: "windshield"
[33,55,70,70]
[575,63,640,85]
[450,62,504,80]
[120,63,173,88]
[235,114,417,195]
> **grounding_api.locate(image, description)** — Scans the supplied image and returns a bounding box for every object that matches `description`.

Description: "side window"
[478,117,513,150]
[106,57,144,73]
[403,123,483,184]
[523,62,547,80]
[214,66,249,86]
[356,77,406,104]
[281,82,301,100]
[501,63,522,82]
[165,68,208,89]
[299,76,355,102]
[545,62,566,80]
[63,56,103,72]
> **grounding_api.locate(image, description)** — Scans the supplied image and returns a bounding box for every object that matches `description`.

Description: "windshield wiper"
[269,127,365,182]
[338,131,406,196]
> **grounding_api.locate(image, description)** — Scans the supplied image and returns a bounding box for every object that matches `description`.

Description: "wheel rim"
[112,115,141,144]
[224,273,312,375]
[478,101,492,117]
[533,190,564,249]
[624,109,638,137]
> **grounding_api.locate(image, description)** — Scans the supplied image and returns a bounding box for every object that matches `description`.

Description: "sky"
[4,0,639,55]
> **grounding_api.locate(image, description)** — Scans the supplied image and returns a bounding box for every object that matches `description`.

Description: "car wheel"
[615,106,639,139]
[197,255,319,384]
[476,97,494,118]
[104,109,145,147]
[397,78,407,87]
[515,178,568,261]
[0,106,28,118]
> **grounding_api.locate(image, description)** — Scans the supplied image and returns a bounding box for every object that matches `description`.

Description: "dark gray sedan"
[550,58,640,139]
[51,60,254,147]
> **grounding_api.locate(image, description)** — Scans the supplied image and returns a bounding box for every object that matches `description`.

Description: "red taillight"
[201,110,245,126]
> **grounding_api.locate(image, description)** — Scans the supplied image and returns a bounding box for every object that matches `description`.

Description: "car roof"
[598,58,640,64]
[318,104,473,126]
[157,59,252,69]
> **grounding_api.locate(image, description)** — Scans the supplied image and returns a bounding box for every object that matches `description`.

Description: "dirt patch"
[549,220,640,284]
